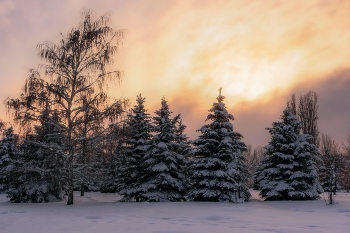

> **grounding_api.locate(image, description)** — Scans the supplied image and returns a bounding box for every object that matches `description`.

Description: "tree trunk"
[81,183,85,196]
[67,152,74,205]
[67,178,74,205]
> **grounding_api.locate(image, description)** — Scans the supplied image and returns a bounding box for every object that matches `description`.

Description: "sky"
[1,0,350,148]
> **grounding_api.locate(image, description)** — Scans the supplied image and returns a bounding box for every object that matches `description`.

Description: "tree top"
[217,87,225,103]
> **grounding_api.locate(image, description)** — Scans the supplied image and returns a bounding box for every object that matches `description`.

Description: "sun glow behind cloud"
[112,0,350,110]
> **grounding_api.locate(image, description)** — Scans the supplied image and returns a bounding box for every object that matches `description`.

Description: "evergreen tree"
[137,97,187,202]
[257,109,323,200]
[117,94,153,201]
[253,163,263,190]
[188,89,250,203]
[172,115,192,157]
[73,95,106,196]
[99,98,131,193]
[100,121,128,193]
[7,109,64,203]
[0,127,21,193]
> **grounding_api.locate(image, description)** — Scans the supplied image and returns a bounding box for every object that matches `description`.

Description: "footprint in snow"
[203,215,231,221]
[85,216,102,219]
[337,209,350,213]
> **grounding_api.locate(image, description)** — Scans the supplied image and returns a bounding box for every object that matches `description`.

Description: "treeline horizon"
[0,9,349,205]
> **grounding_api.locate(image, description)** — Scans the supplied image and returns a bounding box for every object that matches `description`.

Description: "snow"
[157,142,167,149]
[1,190,350,233]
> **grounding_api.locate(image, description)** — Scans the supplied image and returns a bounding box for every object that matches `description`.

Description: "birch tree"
[6,9,126,205]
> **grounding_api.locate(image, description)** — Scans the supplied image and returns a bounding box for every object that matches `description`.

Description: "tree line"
[1,10,349,205]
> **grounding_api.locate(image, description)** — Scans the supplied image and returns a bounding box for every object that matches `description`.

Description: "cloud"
[0,0,16,28]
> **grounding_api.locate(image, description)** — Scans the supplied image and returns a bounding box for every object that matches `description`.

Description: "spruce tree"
[0,127,21,193]
[188,89,250,203]
[73,95,107,196]
[100,120,129,193]
[257,109,323,200]
[253,163,263,190]
[172,115,191,157]
[117,94,153,201]
[138,97,187,202]
[7,109,64,203]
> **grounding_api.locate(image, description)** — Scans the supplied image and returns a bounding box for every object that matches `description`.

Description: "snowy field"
[1,190,350,233]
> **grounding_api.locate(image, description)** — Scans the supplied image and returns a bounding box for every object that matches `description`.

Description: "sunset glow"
[1,0,350,146]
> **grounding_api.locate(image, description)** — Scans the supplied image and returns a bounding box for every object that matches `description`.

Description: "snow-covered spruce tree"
[0,127,21,193]
[73,94,107,196]
[188,89,250,203]
[257,109,323,200]
[137,97,187,202]
[172,115,192,158]
[100,120,129,193]
[73,135,105,194]
[7,109,64,203]
[117,94,153,201]
[171,114,192,192]
[253,163,263,190]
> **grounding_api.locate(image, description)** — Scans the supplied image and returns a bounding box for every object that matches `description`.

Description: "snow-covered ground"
[0,190,349,233]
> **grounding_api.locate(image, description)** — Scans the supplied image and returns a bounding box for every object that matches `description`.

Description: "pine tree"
[188,89,250,203]
[257,109,323,200]
[117,94,153,201]
[137,97,187,202]
[0,127,21,193]
[7,109,64,203]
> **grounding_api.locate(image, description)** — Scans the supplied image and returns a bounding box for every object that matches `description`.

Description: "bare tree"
[338,153,350,193]
[287,91,319,145]
[243,145,264,189]
[339,135,350,193]
[319,134,342,204]
[299,91,319,147]
[286,93,297,117]
[6,9,126,205]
